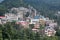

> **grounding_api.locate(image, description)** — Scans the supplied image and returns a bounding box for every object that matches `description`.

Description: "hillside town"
[0,6,58,37]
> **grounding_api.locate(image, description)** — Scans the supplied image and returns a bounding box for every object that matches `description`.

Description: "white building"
[5,13,18,22]
[45,26,56,36]
[30,19,39,24]
[49,22,57,28]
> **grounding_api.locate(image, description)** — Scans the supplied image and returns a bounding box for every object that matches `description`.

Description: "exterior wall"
[34,23,40,29]
[32,29,39,33]
[30,19,39,24]
[49,23,57,27]
[45,27,56,36]
[0,19,2,24]
[16,21,29,28]
[45,30,56,36]
[39,19,45,26]
[5,13,18,22]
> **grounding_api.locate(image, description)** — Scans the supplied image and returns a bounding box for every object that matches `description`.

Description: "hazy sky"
[0,0,4,3]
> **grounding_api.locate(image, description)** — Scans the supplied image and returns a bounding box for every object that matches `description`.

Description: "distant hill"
[24,0,60,25]
[1,0,25,8]
[0,0,59,18]
[1,0,60,10]
[43,0,60,5]
[24,0,60,10]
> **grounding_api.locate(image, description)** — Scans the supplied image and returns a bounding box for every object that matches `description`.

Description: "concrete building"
[0,16,7,24]
[49,22,57,28]
[16,21,29,28]
[5,13,18,22]
[30,19,39,24]
[44,26,56,36]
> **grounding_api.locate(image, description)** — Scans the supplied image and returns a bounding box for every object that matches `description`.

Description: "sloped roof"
[34,16,40,19]
[0,16,5,18]
[34,15,45,19]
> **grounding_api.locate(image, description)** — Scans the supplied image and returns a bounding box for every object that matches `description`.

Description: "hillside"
[0,0,26,16]
[0,0,60,39]
[0,0,60,24]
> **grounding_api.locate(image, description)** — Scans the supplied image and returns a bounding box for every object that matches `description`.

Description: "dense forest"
[0,22,60,40]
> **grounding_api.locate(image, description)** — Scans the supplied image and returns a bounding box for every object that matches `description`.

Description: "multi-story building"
[5,13,18,22]
[44,26,56,36]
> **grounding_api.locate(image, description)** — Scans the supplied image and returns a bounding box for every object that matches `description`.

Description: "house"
[39,19,46,26]
[5,13,18,22]
[44,26,56,36]
[45,20,54,26]
[34,23,40,29]
[32,22,40,33]
[49,22,57,28]
[1,18,7,24]
[32,29,39,33]
[30,19,39,24]
[34,16,40,19]
[29,16,40,24]
[39,16,49,26]
[0,16,7,24]
[0,16,5,19]
[26,17,31,22]
[16,21,29,28]
[39,15,45,19]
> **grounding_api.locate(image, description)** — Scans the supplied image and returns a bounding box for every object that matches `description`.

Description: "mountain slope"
[0,0,60,24]
[24,0,60,10]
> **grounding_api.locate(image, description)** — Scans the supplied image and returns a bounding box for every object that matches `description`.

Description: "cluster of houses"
[0,6,58,37]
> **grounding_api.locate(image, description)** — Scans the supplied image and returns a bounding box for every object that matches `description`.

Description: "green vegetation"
[0,0,28,16]
[0,0,60,25]
[55,29,60,36]
[24,0,60,25]
[0,0,60,40]
[0,22,60,40]
[0,5,7,16]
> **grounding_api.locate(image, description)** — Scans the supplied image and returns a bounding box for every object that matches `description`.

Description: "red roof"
[0,16,5,18]
[16,21,28,26]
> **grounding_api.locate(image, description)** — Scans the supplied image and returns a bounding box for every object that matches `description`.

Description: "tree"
[35,32,40,40]
[55,29,60,36]
[0,5,7,16]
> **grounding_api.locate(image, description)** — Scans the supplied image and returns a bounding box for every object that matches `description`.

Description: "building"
[45,20,53,26]
[0,16,6,24]
[34,23,40,29]
[44,26,56,36]
[39,19,46,26]
[49,22,57,28]
[16,21,29,28]
[30,19,39,24]
[32,29,39,33]
[29,16,40,24]
[5,13,18,22]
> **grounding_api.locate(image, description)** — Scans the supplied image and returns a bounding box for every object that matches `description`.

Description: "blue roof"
[34,15,45,19]
[34,16,40,19]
